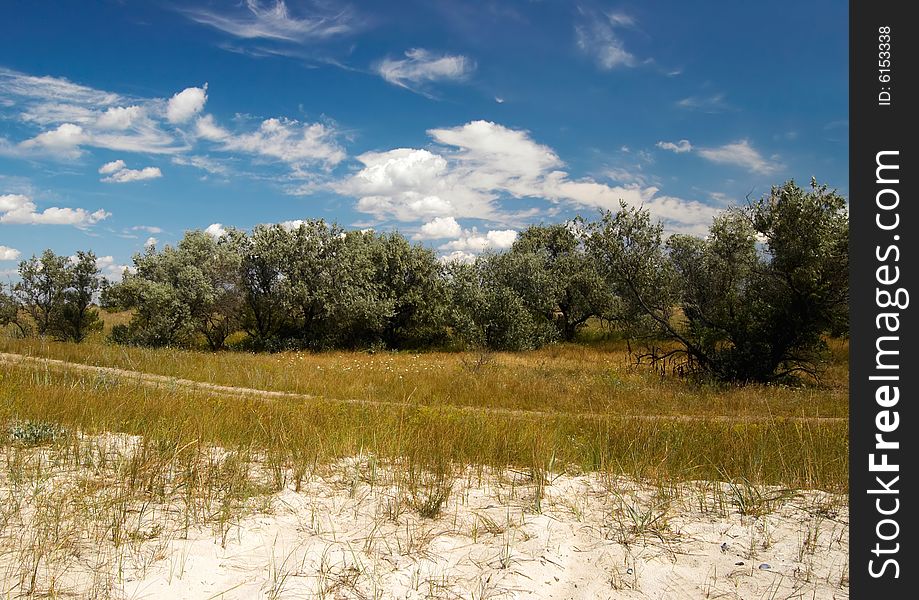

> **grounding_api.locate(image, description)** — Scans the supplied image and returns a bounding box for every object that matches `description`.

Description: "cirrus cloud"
[376,49,475,93]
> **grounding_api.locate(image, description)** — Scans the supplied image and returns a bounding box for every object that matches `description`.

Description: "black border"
[850,1,917,594]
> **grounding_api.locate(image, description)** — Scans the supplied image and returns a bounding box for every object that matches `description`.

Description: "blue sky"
[0,0,848,278]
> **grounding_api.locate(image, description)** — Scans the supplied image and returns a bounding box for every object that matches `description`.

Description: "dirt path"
[0,351,846,424]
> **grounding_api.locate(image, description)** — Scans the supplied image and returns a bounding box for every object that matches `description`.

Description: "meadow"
[0,317,850,598]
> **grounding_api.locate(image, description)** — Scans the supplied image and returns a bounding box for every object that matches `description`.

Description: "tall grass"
[0,364,847,491]
[0,333,849,419]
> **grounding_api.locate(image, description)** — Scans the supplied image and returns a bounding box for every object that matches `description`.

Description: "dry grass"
[0,328,848,420]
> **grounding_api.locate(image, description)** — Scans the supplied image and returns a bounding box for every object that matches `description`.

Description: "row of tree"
[1,180,848,382]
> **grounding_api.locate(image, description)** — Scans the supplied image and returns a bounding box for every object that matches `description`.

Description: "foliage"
[106,231,242,349]
[591,180,848,382]
[20,179,848,382]
[11,249,104,342]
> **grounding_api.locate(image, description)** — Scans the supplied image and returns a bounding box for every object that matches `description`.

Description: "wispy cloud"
[575,10,641,70]
[676,93,731,113]
[181,0,358,43]
[1,67,188,158]
[376,49,475,94]
[195,114,346,169]
[697,140,783,175]
[656,139,692,153]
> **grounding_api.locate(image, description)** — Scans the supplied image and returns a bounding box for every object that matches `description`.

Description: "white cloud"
[19,123,87,158]
[98,159,163,183]
[676,93,730,113]
[279,219,305,231]
[697,140,783,175]
[96,105,144,130]
[166,85,208,124]
[440,228,518,253]
[98,159,127,174]
[103,166,163,183]
[95,255,134,280]
[0,67,121,107]
[3,68,186,157]
[0,193,110,227]
[656,139,693,153]
[181,0,357,43]
[145,237,158,248]
[0,245,20,261]
[1,66,335,179]
[130,225,162,234]
[194,115,230,141]
[414,216,462,240]
[204,223,227,238]
[198,115,345,169]
[171,154,229,176]
[377,49,474,91]
[439,250,477,264]
[576,11,639,70]
[335,120,721,234]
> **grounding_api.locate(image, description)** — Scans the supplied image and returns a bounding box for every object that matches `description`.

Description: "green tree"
[447,252,557,351]
[14,250,70,336]
[55,250,104,342]
[590,180,848,383]
[511,222,611,341]
[0,283,28,337]
[586,203,680,344]
[107,231,243,349]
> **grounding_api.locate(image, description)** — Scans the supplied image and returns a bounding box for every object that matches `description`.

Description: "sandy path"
[0,351,845,424]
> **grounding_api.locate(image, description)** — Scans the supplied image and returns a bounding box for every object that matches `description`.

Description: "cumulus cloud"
[0,245,21,261]
[697,140,783,175]
[204,223,227,237]
[144,237,158,248]
[335,120,718,233]
[1,66,337,180]
[103,167,162,183]
[3,68,186,157]
[181,0,357,43]
[95,255,134,280]
[656,139,692,153]
[19,123,87,158]
[96,105,144,130]
[439,250,477,264]
[166,85,208,124]
[98,159,127,174]
[98,159,163,183]
[196,115,345,169]
[0,193,110,227]
[194,114,230,141]
[439,228,518,253]
[225,118,344,166]
[413,216,462,240]
[377,49,474,92]
[576,10,639,70]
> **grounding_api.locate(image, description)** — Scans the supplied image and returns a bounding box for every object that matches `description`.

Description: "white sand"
[1,442,848,599]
